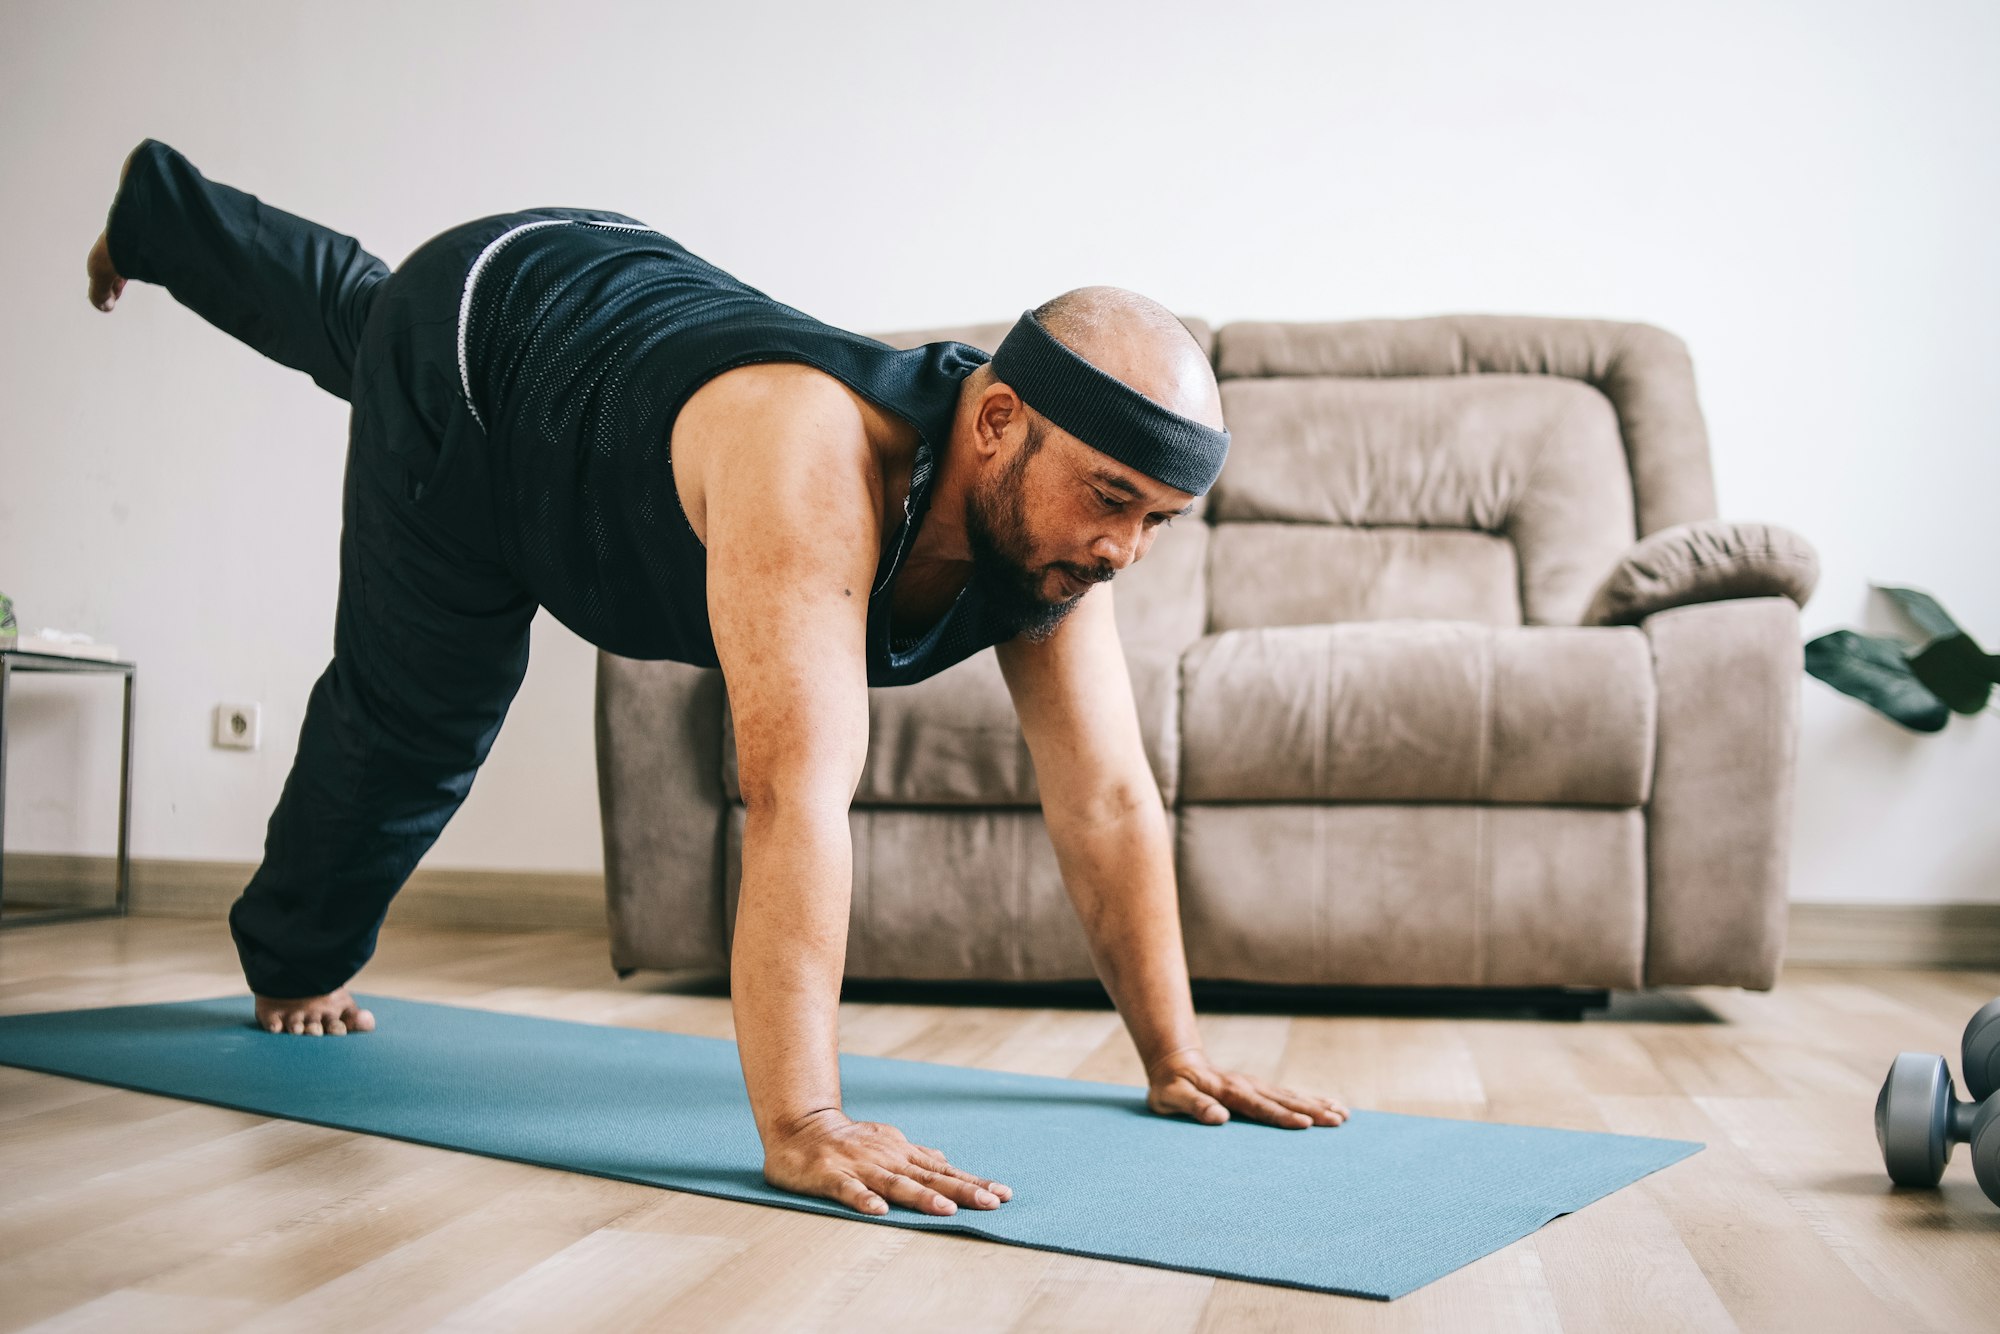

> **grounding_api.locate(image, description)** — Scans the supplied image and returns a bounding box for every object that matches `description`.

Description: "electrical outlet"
[215,702,261,750]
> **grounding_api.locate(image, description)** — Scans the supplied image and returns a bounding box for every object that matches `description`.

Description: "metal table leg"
[0,652,138,928]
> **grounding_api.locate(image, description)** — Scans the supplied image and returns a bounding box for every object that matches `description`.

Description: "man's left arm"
[994,584,1347,1130]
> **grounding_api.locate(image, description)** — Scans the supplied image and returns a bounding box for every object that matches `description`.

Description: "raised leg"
[97,138,389,401]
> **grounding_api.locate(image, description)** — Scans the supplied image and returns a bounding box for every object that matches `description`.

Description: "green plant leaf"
[1803,629,1950,732]
[1872,583,1961,641]
[1909,633,1996,714]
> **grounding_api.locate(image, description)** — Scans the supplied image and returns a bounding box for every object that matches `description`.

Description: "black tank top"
[459,216,1007,685]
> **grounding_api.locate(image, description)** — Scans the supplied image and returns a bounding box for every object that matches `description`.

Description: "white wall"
[2,0,1994,901]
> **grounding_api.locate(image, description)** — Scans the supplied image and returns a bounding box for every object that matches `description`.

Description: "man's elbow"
[739,769,858,825]
[1046,775,1161,833]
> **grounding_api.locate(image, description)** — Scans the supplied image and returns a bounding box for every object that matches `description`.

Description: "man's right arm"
[698,366,1012,1218]
[701,367,882,1148]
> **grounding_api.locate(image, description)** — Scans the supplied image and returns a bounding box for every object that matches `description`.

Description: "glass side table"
[0,649,136,926]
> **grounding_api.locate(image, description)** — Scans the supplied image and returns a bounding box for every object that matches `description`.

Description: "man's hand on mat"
[762,1108,1013,1217]
[1146,1047,1348,1129]
[254,987,376,1036]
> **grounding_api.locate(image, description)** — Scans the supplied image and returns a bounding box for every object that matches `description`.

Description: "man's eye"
[1096,492,1121,510]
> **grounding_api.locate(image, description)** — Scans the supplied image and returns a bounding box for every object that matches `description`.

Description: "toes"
[326,1018,348,1036]
[305,1019,325,1036]
[352,1009,376,1033]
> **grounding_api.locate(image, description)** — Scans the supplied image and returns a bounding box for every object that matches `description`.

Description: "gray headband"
[989,309,1230,495]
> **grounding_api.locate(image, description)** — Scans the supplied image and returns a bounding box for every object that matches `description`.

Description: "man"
[86,139,1347,1221]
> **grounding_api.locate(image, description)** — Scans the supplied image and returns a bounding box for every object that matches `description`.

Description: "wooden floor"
[1,917,1996,1333]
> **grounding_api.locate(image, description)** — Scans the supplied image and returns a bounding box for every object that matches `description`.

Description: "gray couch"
[595,314,1814,994]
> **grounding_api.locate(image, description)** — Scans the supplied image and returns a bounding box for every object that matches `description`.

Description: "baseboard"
[1785,901,2000,968]
[1,853,607,931]
[9,854,1996,968]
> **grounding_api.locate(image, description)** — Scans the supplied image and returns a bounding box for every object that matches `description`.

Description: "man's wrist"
[1143,1042,1206,1082]
[762,1103,846,1144]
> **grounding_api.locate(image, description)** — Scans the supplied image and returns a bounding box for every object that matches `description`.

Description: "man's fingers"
[1224,1088,1314,1126]
[1176,1088,1224,1128]
[904,1163,1002,1208]
[1270,1082,1347,1114]
[1161,1080,1230,1123]
[1154,1065,1351,1129]
[1252,1093,1315,1126]
[860,1164,955,1215]
[838,1176,889,1215]
[1277,1092,1347,1125]
[1252,1083,1347,1126]
[909,1148,1011,1200]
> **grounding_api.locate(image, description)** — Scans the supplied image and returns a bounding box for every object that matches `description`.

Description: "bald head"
[1024,285,1224,433]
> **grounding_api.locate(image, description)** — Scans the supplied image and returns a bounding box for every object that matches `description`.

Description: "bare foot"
[87,142,144,312]
[255,987,376,1036]
[87,229,124,311]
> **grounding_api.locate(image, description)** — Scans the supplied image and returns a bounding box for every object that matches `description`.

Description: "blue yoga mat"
[0,993,1699,1300]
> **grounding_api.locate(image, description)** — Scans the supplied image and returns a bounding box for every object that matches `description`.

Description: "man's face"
[962,415,1188,643]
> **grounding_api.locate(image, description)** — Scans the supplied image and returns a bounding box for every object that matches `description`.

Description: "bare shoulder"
[669,362,886,549]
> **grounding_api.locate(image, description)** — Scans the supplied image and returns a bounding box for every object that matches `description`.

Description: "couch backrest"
[1207,316,1716,631]
[866,312,1716,646]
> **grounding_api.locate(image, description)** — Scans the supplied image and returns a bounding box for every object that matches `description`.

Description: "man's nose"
[1090,522,1144,571]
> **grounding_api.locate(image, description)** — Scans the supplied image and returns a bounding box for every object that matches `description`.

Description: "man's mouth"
[1053,566,1098,596]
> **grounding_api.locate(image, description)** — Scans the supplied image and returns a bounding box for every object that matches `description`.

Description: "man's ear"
[973,381,1026,464]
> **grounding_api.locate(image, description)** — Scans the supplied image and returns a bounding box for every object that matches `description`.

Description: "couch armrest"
[595,652,731,975]
[1584,519,1819,626]
[1643,596,1802,988]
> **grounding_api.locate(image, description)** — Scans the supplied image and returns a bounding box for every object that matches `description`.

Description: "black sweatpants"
[106,140,636,997]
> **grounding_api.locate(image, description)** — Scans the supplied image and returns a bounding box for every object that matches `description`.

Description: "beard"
[961,427,1100,644]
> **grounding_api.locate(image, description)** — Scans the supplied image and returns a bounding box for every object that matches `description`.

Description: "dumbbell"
[1875,997,2000,1205]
